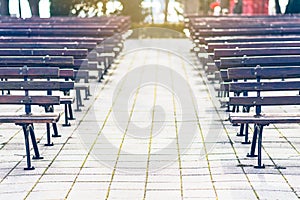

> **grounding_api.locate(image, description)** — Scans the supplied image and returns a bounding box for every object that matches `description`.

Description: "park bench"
[215,55,300,108]
[186,15,300,169]
[0,66,74,170]
[0,56,82,124]
[228,66,300,168]
[0,42,115,81]
[0,16,129,77]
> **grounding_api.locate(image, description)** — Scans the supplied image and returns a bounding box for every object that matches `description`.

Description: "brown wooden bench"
[0,66,74,170]
[228,66,300,168]
[0,56,79,125]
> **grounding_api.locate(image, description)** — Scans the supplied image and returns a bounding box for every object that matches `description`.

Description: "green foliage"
[118,0,146,23]
[49,0,107,16]
[49,0,75,16]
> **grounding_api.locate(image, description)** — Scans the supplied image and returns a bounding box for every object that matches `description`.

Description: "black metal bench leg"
[242,123,251,144]
[217,90,221,97]
[22,125,35,170]
[254,125,265,169]
[232,105,236,112]
[98,70,103,82]
[62,104,71,127]
[45,123,54,146]
[237,123,245,136]
[52,123,61,137]
[226,104,231,112]
[87,86,91,97]
[68,104,75,120]
[247,124,258,158]
[75,90,82,112]
[29,124,43,160]
[84,87,89,100]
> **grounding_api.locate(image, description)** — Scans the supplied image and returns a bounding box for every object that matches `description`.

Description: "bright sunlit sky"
[9,0,183,22]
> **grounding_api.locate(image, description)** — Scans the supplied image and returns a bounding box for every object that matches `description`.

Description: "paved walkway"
[0,39,299,200]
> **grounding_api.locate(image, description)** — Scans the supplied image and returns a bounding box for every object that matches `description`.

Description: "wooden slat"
[214,47,300,59]
[0,36,104,44]
[0,113,60,124]
[0,95,60,105]
[0,81,74,91]
[0,29,115,37]
[0,56,74,66]
[0,42,97,50]
[229,113,300,125]
[0,49,88,59]
[227,66,300,80]
[229,96,300,106]
[208,41,300,53]
[220,55,300,69]
[59,69,74,79]
[230,81,300,92]
[0,67,59,78]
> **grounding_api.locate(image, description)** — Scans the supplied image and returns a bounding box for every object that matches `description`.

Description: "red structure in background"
[229,0,269,14]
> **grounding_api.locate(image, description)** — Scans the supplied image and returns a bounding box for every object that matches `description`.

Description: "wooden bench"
[0,16,129,79]
[0,66,74,170]
[0,42,109,81]
[228,66,300,168]
[0,56,79,125]
[215,54,300,110]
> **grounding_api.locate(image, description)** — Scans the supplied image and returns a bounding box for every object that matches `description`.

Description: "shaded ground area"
[0,39,299,200]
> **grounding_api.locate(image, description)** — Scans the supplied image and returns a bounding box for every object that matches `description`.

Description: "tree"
[274,0,281,14]
[50,0,74,16]
[119,0,145,23]
[0,0,9,16]
[102,0,108,14]
[164,0,170,23]
[49,0,113,17]
[285,0,300,14]
[0,0,40,17]
[233,0,243,14]
[28,0,40,16]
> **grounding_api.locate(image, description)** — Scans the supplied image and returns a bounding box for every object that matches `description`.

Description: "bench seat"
[0,113,60,124]
[230,113,300,125]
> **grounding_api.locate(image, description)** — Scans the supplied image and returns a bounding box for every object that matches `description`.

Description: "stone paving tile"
[0,39,300,199]
[66,190,107,200]
[216,189,257,200]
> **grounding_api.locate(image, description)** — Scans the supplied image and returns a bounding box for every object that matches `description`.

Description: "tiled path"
[0,39,299,200]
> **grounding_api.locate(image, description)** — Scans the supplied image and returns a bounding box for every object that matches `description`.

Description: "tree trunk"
[233,0,243,14]
[102,0,108,15]
[274,0,281,14]
[0,0,9,16]
[164,0,170,23]
[285,0,300,14]
[28,0,40,16]
[150,0,154,23]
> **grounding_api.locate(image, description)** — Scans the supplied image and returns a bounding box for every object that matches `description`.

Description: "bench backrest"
[0,49,88,59]
[228,66,300,115]
[214,47,300,60]
[220,55,300,69]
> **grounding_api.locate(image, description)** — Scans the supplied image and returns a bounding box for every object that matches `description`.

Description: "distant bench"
[0,16,129,81]
[0,66,74,170]
[0,42,116,81]
[186,15,300,169]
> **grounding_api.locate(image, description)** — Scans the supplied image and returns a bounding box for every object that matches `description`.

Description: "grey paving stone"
[0,39,299,200]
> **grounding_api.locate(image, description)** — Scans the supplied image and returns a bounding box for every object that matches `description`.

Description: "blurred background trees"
[1,0,300,21]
